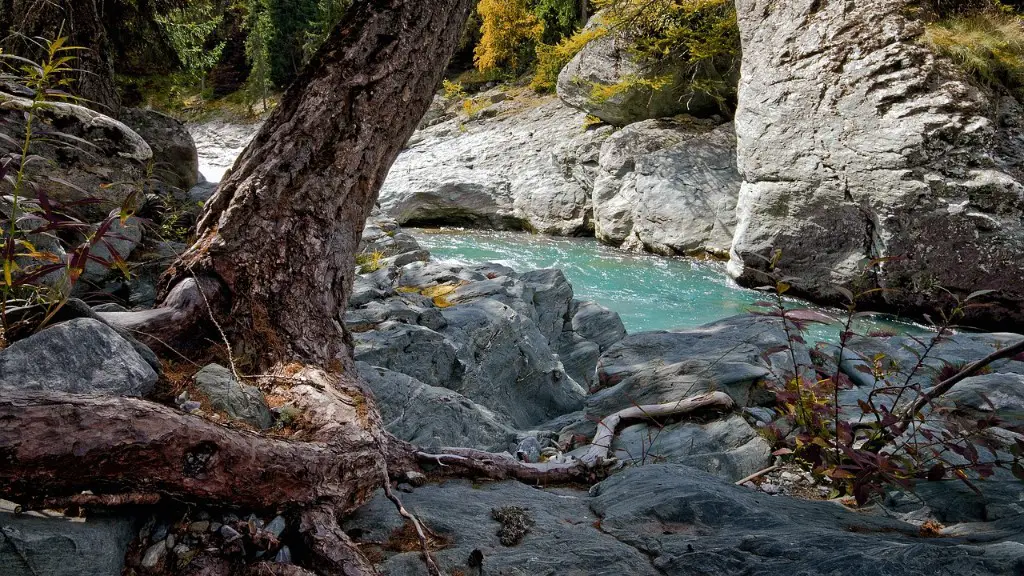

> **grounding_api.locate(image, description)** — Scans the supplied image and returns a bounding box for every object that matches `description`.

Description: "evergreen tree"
[155,0,225,94]
[303,0,351,63]
[244,0,275,110]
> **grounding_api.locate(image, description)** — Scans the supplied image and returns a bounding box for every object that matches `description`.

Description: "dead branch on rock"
[405,392,736,483]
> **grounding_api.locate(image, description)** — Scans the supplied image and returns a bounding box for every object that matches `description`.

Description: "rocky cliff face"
[730,0,1024,326]
[379,92,741,258]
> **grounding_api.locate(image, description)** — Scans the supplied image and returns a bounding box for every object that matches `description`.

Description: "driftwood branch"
[409,392,736,483]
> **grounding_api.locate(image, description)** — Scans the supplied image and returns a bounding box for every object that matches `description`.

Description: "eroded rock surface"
[730,0,1024,327]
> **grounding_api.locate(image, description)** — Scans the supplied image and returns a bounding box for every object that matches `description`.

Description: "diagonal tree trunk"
[3,0,476,574]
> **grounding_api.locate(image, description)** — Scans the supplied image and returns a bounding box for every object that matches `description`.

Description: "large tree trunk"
[1,1,476,574]
[0,0,121,115]
[173,0,474,371]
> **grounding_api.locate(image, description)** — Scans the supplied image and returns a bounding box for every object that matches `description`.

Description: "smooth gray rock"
[557,15,731,126]
[121,108,199,191]
[379,97,592,235]
[1,513,137,576]
[557,333,602,389]
[396,260,487,288]
[343,479,658,576]
[593,119,741,257]
[353,322,460,389]
[592,464,1024,575]
[344,464,1023,576]
[587,358,771,418]
[81,213,144,283]
[193,364,273,429]
[568,300,626,352]
[440,299,586,428]
[519,268,574,345]
[357,362,519,452]
[0,93,151,219]
[942,372,1024,430]
[834,332,1024,418]
[596,314,809,393]
[730,0,1024,327]
[610,414,772,481]
[0,318,157,396]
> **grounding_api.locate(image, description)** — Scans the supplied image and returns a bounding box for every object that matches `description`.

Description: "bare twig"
[734,465,780,486]
[894,337,1024,436]
[380,468,442,576]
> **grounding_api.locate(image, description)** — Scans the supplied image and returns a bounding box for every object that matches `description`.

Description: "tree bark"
[3,0,477,573]
[173,0,475,371]
[0,0,121,115]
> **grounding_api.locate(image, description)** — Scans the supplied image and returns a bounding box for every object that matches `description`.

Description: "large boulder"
[344,464,1024,575]
[729,0,1024,328]
[120,108,199,191]
[378,96,593,235]
[0,92,151,219]
[610,414,772,481]
[353,322,461,389]
[557,15,727,126]
[591,464,1024,575]
[0,318,158,396]
[593,118,741,257]
[440,299,586,428]
[357,362,519,452]
[343,478,659,576]
[595,314,811,393]
[1,513,137,576]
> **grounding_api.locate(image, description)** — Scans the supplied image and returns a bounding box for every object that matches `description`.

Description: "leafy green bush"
[531,24,607,92]
[0,39,131,343]
[924,10,1024,97]
[596,0,741,112]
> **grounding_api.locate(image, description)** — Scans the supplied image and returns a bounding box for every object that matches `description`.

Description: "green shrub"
[590,0,741,113]
[531,24,607,92]
[924,11,1024,97]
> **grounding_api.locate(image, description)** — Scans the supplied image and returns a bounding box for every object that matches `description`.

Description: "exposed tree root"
[299,505,380,576]
[98,276,225,350]
[0,389,734,574]
[380,471,442,576]
[38,492,162,510]
[244,564,319,576]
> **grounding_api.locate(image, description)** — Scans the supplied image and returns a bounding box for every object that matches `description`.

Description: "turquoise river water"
[412,229,928,341]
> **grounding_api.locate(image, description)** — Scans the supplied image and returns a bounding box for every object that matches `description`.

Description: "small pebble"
[165,534,175,550]
[141,541,166,569]
[172,544,190,557]
[182,401,202,413]
[209,522,222,533]
[515,437,542,463]
[275,546,292,564]
[760,483,781,495]
[265,515,286,538]
[151,522,170,542]
[189,521,210,533]
[219,525,241,542]
[405,471,427,487]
